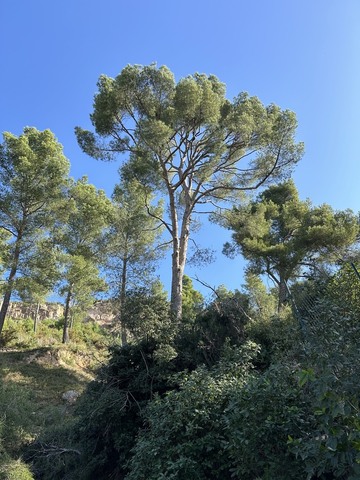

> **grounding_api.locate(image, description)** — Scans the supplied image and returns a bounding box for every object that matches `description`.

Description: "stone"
[62,390,80,405]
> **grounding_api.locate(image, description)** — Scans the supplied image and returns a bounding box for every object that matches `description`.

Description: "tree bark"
[62,289,72,344]
[119,256,128,345]
[33,302,40,333]
[170,203,191,321]
[171,236,183,320]
[0,239,21,335]
[278,275,288,312]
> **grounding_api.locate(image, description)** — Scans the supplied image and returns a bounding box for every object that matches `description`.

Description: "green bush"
[245,307,300,368]
[287,271,360,479]
[2,318,62,348]
[127,342,259,480]
[175,289,249,370]
[0,457,34,480]
[30,338,179,480]
[225,363,313,480]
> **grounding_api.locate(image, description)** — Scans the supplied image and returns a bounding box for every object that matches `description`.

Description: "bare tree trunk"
[119,256,128,345]
[170,205,191,321]
[171,236,184,320]
[266,265,287,313]
[169,188,181,320]
[278,275,288,312]
[0,240,21,335]
[62,289,72,344]
[33,302,40,333]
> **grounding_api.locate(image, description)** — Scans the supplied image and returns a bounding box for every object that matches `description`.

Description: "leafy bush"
[120,286,173,343]
[286,269,360,479]
[127,342,259,480]
[0,457,34,480]
[245,306,300,368]
[2,317,109,351]
[30,338,179,480]
[225,363,313,480]
[175,289,249,370]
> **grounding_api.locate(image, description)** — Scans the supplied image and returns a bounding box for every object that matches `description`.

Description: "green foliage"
[181,275,204,323]
[59,255,107,311]
[0,382,36,477]
[0,127,68,228]
[246,307,300,368]
[13,239,62,306]
[55,177,112,342]
[220,180,359,307]
[0,320,111,478]
[0,127,70,331]
[76,63,303,317]
[242,274,300,366]
[175,287,249,369]
[0,383,35,455]
[27,266,360,480]
[127,342,259,480]
[109,179,165,280]
[225,363,313,480]
[288,368,360,480]
[108,178,166,343]
[243,272,277,321]
[30,337,179,480]
[0,316,109,353]
[56,176,113,258]
[326,262,360,317]
[284,267,360,479]
[0,458,34,480]
[69,318,108,346]
[120,284,173,344]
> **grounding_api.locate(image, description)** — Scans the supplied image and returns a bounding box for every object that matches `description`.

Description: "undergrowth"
[0,316,112,479]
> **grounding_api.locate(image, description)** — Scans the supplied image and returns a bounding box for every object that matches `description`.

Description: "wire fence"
[285,258,360,354]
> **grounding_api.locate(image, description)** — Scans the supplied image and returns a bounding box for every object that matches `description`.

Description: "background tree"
[59,256,107,343]
[119,281,173,344]
[14,238,62,332]
[220,180,359,309]
[76,64,304,319]
[55,177,112,343]
[243,271,277,321]
[0,127,70,334]
[181,275,204,323]
[107,179,165,344]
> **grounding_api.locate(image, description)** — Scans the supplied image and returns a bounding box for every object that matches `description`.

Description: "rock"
[62,390,80,405]
[25,352,40,364]
[85,300,115,326]
[1,301,64,321]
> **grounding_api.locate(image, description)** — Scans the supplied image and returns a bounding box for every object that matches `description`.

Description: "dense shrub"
[225,363,313,480]
[30,337,179,480]
[0,457,34,480]
[175,289,249,370]
[127,342,259,480]
[27,266,360,479]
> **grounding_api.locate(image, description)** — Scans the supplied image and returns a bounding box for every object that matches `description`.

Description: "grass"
[0,316,113,475]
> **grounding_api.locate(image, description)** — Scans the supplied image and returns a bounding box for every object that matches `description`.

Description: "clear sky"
[1,0,360,299]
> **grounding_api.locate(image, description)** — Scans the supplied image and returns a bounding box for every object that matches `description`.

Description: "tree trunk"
[171,237,184,320]
[0,240,21,335]
[278,275,288,312]
[33,302,40,333]
[62,289,72,344]
[119,256,128,346]
[170,204,191,321]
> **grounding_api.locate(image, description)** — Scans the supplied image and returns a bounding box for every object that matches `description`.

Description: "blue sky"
[1,0,360,298]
